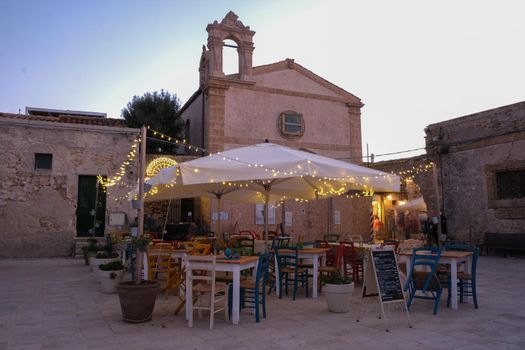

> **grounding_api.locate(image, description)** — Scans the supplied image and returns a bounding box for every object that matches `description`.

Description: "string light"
[97,137,140,189]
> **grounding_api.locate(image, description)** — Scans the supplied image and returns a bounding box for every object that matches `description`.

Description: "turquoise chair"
[404,246,443,315]
[275,246,309,300]
[445,244,479,309]
[229,252,272,322]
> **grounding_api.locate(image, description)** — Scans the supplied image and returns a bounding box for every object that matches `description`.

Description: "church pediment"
[252,59,361,104]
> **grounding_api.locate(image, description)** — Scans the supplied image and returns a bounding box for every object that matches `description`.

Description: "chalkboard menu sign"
[371,249,404,302]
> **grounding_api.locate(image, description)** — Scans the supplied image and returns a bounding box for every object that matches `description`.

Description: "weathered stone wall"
[206,196,371,243]
[425,101,525,244]
[0,119,139,257]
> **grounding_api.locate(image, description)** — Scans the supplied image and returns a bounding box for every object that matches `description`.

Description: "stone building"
[0,110,140,257]
[175,12,371,241]
[425,101,525,244]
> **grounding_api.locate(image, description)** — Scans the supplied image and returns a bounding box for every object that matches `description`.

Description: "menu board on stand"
[356,246,411,331]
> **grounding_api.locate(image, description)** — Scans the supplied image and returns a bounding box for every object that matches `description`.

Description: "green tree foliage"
[122,90,185,154]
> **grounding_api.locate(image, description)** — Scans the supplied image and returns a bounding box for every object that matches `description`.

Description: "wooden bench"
[483,232,525,255]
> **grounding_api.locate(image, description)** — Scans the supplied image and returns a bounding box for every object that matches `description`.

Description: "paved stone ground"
[0,255,524,350]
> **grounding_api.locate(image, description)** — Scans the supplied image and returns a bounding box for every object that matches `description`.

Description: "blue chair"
[404,246,443,315]
[275,246,309,300]
[445,244,479,309]
[229,252,272,322]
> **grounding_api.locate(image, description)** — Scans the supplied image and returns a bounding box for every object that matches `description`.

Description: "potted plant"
[90,251,120,272]
[115,235,160,323]
[322,271,354,313]
[82,238,99,265]
[98,261,125,293]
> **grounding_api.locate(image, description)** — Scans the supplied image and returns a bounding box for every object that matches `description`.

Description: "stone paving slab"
[0,256,524,350]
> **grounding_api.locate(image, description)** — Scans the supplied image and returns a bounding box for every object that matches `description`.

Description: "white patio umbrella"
[141,142,400,246]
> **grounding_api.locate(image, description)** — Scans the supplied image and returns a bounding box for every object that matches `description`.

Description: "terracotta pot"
[324,283,354,313]
[116,281,160,323]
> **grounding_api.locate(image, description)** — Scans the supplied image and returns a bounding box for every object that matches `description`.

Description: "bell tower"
[200,11,255,84]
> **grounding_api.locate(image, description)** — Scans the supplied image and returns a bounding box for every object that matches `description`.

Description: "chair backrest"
[147,246,174,277]
[339,241,360,263]
[444,243,479,280]
[326,245,344,268]
[323,233,340,242]
[255,252,272,288]
[239,230,259,240]
[178,241,197,250]
[275,246,299,269]
[271,236,290,250]
[407,246,442,292]
[187,255,217,284]
[444,243,470,251]
[232,236,255,256]
[191,243,212,256]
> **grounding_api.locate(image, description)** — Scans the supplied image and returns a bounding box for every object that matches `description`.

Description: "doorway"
[76,175,106,237]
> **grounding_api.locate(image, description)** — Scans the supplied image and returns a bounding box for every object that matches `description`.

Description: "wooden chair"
[229,253,272,322]
[187,255,228,330]
[274,246,309,300]
[445,244,479,309]
[340,241,364,284]
[147,246,176,299]
[191,243,212,256]
[231,236,255,256]
[404,246,443,315]
[318,245,344,292]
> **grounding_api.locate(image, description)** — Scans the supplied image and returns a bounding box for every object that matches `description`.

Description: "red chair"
[318,245,344,292]
[340,241,364,284]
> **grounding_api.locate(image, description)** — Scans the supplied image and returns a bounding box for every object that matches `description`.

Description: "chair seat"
[318,266,337,273]
[281,267,307,274]
[457,272,472,280]
[193,282,228,293]
[240,280,258,289]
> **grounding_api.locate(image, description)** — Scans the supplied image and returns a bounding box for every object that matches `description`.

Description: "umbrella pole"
[264,186,270,252]
[217,195,222,238]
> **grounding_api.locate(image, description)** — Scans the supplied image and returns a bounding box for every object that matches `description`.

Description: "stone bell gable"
[200,11,256,84]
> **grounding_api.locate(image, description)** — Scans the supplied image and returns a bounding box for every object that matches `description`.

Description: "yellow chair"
[147,246,177,299]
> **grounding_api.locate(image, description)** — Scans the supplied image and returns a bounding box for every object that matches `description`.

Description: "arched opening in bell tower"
[222,38,239,76]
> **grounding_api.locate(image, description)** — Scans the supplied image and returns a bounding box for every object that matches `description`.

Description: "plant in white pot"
[322,271,354,313]
[98,261,126,293]
[90,251,120,272]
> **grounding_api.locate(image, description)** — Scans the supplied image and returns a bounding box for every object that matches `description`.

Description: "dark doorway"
[76,175,106,237]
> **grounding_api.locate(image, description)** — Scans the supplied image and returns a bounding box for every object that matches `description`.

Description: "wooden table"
[274,247,329,298]
[397,250,473,310]
[185,255,259,325]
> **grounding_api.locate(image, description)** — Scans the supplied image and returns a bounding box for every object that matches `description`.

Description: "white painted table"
[398,250,473,310]
[185,255,259,325]
[274,247,329,299]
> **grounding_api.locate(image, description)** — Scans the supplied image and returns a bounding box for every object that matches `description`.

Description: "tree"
[122,90,185,154]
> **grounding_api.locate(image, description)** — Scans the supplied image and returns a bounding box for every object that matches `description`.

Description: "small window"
[496,169,525,200]
[35,153,53,170]
[279,111,304,139]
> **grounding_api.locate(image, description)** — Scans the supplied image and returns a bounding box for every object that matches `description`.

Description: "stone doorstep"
[73,237,105,258]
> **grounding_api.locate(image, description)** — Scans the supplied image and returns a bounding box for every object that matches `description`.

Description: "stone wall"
[0,119,139,257]
[425,101,525,244]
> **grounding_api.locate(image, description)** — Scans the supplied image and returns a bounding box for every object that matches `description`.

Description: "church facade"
[179,12,372,240]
